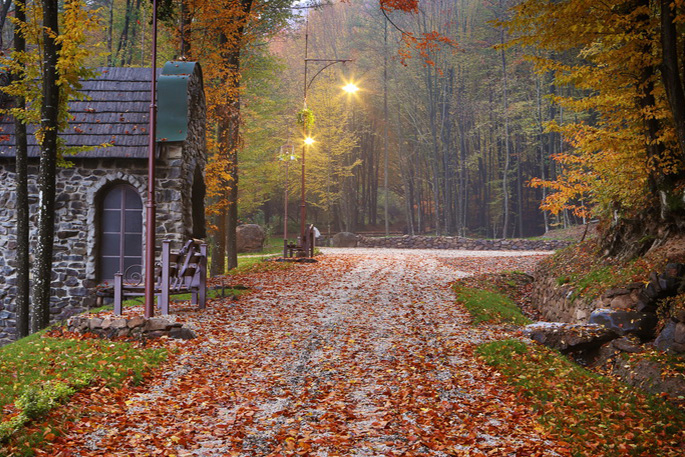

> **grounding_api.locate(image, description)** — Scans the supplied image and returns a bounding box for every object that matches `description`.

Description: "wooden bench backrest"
[161,239,207,292]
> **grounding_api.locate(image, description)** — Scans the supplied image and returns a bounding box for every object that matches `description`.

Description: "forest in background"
[244,0,573,239]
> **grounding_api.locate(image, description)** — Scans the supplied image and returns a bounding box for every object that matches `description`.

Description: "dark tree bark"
[602,0,671,259]
[500,25,511,239]
[660,0,685,159]
[383,16,389,235]
[0,0,13,48]
[31,0,60,333]
[223,0,253,271]
[116,0,132,66]
[210,193,227,276]
[13,0,29,338]
[108,0,114,65]
[180,0,192,58]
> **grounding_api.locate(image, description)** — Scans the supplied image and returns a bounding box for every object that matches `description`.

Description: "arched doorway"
[99,184,143,281]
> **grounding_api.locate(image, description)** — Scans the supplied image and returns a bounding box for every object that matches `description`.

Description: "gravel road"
[53,248,569,457]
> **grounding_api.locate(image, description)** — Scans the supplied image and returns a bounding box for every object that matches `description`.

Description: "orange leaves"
[508,0,683,219]
[380,0,419,13]
[396,25,456,68]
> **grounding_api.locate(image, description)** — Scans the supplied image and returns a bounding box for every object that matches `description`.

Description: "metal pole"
[300,15,309,251]
[283,159,289,257]
[144,0,158,319]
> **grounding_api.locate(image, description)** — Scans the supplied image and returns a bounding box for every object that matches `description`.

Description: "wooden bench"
[113,239,207,315]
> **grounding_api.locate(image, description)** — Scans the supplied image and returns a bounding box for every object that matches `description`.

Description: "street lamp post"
[298,17,358,254]
[144,0,158,318]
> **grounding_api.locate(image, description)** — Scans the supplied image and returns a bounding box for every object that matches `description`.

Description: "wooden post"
[114,273,123,316]
[199,243,207,309]
[160,240,171,315]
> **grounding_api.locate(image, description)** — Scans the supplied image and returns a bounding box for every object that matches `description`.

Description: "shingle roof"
[0,67,160,159]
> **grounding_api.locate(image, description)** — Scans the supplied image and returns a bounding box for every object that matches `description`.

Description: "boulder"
[144,318,173,332]
[169,327,196,340]
[654,321,685,353]
[612,357,685,400]
[609,294,636,310]
[236,224,266,253]
[675,322,685,344]
[332,232,358,248]
[523,322,618,353]
[589,308,658,339]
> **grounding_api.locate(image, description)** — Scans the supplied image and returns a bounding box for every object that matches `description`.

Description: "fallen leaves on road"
[38,250,571,456]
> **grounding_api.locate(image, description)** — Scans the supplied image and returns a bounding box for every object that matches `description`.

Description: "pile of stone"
[67,315,196,340]
[528,262,685,400]
[355,235,569,251]
[531,262,685,354]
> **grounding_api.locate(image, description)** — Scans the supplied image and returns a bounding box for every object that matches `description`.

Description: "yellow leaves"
[509,0,684,219]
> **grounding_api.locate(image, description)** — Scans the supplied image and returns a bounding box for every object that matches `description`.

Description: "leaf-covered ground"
[41,249,570,456]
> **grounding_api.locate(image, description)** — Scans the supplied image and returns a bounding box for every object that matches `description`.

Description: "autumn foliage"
[507,0,685,222]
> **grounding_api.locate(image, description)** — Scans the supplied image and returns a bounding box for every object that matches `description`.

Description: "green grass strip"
[0,332,166,446]
[476,339,685,456]
[454,286,531,325]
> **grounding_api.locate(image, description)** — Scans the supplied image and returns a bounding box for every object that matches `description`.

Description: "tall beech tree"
[182,0,290,274]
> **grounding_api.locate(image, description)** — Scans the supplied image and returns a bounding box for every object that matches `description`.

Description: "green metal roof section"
[156,61,199,143]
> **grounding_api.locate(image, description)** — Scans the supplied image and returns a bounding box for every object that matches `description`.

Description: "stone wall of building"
[0,155,196,346]
[356,235,569,251]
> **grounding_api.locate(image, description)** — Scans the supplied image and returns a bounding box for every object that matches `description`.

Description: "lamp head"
[304,136,315,145]
[342,82,359,94]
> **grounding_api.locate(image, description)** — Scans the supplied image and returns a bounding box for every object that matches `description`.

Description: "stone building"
[0,61,206,345]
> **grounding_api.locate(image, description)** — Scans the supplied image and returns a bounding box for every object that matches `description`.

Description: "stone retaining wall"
[67,315,195,340]
[357,235,569,251]
[531,275,596,323]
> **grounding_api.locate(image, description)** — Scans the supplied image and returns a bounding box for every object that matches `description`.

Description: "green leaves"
[296,108,315,129]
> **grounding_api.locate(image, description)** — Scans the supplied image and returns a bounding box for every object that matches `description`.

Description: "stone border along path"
[49,248,570,457]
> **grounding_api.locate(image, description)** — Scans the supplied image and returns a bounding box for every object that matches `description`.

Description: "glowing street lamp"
[296,16,357,257]
[342,82,359,94]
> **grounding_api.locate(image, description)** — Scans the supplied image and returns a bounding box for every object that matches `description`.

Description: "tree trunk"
[210,200,226,276]
[116,0,132,66]
[500,27,511,239]
[223,0,253,271]
[516,139,524,237]
[660,0,685,159]
[108,0,114,66]
[536,74,549,233]
[32,0,60,333]
[383,16,389,235]
[0,0,14,48]
[14,0,29,339]
[180,0,192,58]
